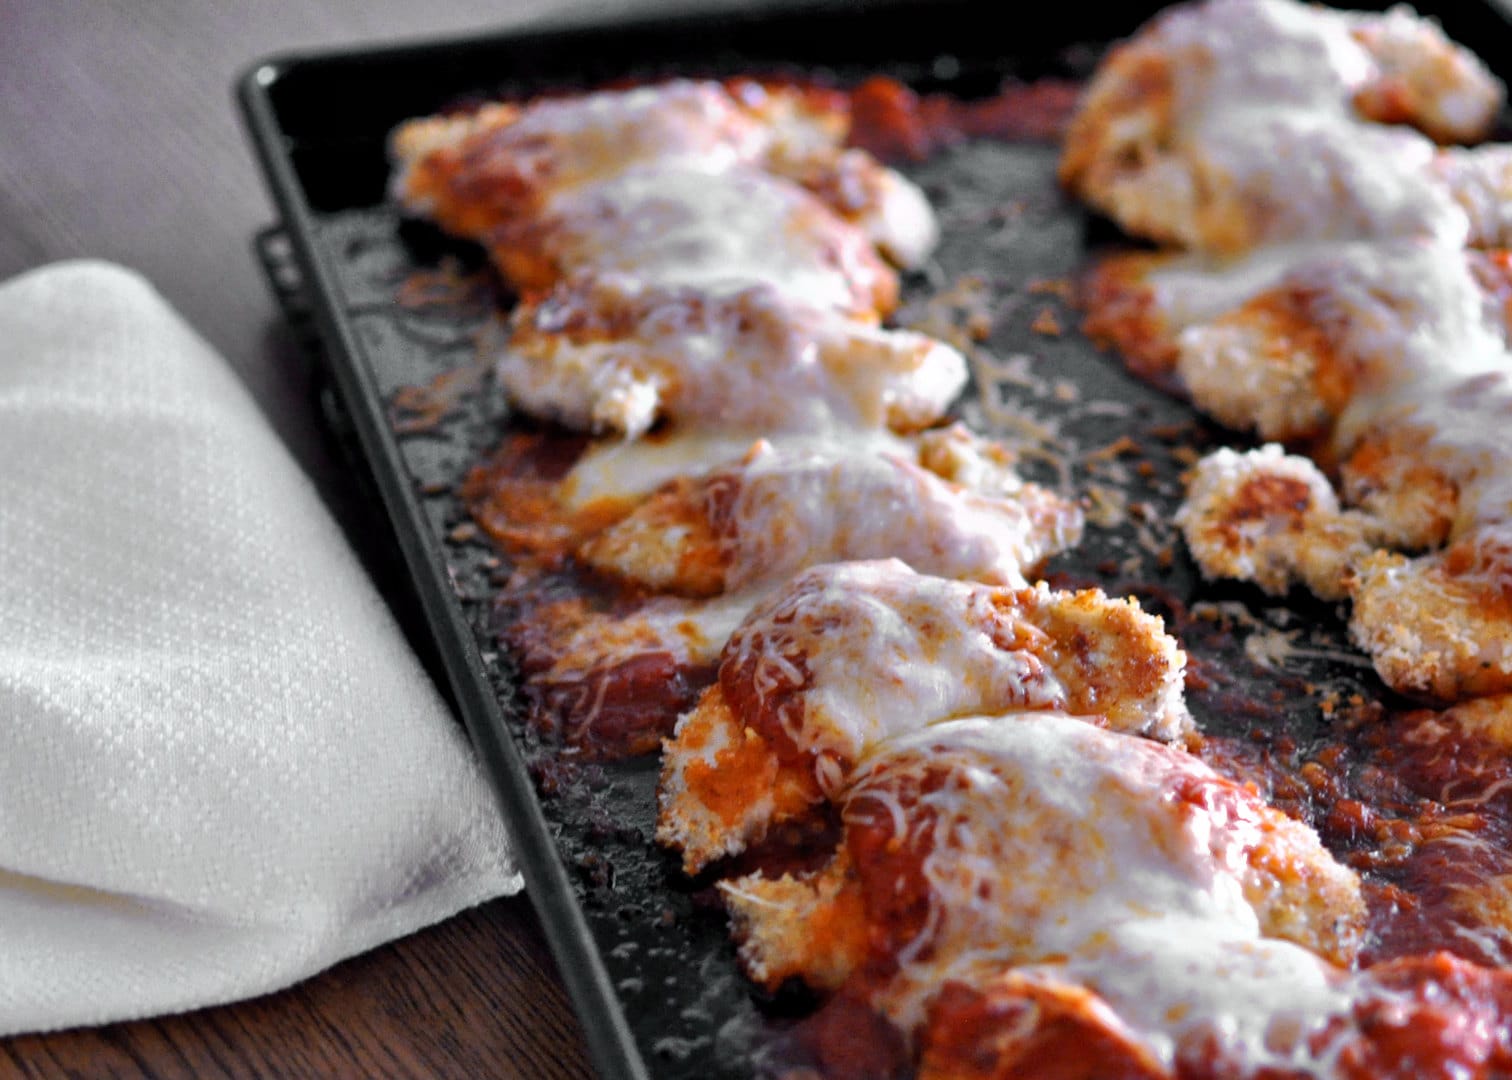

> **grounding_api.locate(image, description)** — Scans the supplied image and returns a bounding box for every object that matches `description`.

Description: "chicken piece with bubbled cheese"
[721,714,1365,1059]
[657,559,1190,874]
[1060,0,1504,254]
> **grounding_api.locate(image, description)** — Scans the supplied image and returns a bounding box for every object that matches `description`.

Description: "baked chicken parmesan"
[1071,0,1512,705]
[1060,0,1504,254]
[657,559,1193,875]
[393,77,1079,755]
[392,78,959,440]
[466,426,1083,755]
[376,6,1512,1076]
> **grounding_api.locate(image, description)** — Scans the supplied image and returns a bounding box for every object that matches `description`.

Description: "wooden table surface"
[0,2,720,1076]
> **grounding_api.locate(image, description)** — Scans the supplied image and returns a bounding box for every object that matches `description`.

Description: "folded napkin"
[0,261,520,1035]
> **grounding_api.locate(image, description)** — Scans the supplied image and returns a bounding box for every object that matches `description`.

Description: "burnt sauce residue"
[368,75,1512,1078]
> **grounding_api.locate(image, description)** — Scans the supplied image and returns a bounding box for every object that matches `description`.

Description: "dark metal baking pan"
[238,2,1512,1077]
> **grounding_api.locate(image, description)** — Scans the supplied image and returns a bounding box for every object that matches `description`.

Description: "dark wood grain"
[0,899,590,1079]
[0,2,667,1076]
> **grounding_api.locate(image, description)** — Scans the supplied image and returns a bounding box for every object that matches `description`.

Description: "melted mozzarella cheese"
[539,442,1084,746]
[734,566,1065,766]
[496,272,966,440]
[1151,236,1497,369]
[852,156,939,269]
[1061,0,1504,253]
[1352,370,1512,535]
[862,716,1262,978]
[558,429,908,510]
[1436,145,1512,249]
[720,445,1057,592]
[578,440,1083,598]
[390,79,852,241]
[539,589,756,684]
[1145,241,1341,331]
[392,78,944,274]
[1049,920,1360,1077]
[723,561,1189,768]
[533,163,895,313]
[390,81,765,217]
[1175,238,1511,445]
[659,561,1189,875]
[845,714,1363,1066]
[1200,113,1457,246]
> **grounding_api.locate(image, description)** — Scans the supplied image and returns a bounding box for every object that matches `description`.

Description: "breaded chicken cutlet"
[656,559,1190,874]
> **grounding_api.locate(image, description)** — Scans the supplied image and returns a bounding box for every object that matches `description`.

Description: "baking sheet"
[239,2,1512,1076]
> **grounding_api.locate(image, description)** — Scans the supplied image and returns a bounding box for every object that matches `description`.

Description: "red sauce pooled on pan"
[847,76,1082,162]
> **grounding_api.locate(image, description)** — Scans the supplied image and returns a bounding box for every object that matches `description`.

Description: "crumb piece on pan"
[1177,444,1376,601]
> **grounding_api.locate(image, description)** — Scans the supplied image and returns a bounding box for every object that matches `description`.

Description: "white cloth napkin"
[0,260,520,1035]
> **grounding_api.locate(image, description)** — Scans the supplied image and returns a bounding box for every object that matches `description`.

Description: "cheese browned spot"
[657,560,1190,874]
[721,713,1365,1071]
[1060,0,1503,255]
